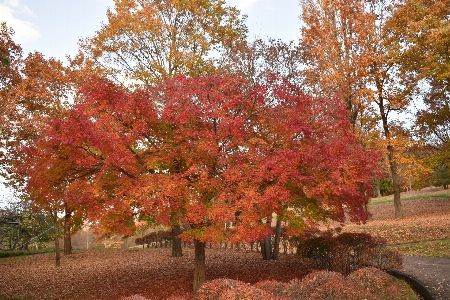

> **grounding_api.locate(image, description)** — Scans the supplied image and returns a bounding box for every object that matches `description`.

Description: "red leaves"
[197,266,415,300]
[21,74,382,243]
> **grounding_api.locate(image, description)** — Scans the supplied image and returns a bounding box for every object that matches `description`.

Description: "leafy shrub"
[218,285,276,300]
[197,279,287,300]
[292,270,354,300]
[296,230,337,270]
[253,280,292,298]
[295,230,402,273]
[195,279,249,300]
[196,268,417,300]
[346,267,417,300]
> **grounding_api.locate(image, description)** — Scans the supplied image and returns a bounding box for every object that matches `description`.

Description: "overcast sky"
[0,0,302,62]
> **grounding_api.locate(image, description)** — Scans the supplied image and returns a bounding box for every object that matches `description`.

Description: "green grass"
[369,191,450,205]
[0,248,56,259]
[389,239,450,257]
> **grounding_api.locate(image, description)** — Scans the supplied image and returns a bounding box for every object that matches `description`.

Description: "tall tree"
[299,0,410,218]
[299,0,375,130]
[80,0,248,85]
[0,23,22,164]
[387,0,450,182]
[20,75,380,291]
[79,0,248,255]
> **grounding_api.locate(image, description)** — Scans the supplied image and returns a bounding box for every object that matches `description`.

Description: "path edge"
[387,269,437,300]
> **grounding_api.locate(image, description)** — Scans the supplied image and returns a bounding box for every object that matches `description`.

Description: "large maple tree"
[20,74,381,291]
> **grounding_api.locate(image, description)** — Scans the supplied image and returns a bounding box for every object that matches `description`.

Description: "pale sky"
[0,0,302,61]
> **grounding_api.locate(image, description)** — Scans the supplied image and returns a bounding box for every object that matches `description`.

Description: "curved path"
[400,256,450,300]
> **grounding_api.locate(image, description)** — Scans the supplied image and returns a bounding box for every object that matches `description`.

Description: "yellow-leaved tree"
[80,0,248,85]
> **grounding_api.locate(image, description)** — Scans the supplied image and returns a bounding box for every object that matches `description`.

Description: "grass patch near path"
[390,239,450,258]
[369,191,450,205]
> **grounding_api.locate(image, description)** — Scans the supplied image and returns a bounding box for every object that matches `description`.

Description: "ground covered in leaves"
[345,196,450,247]
[1,191,449,300]
[0,248,317,299]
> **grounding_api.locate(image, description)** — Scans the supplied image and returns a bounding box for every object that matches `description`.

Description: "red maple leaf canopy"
[22,75,381,240]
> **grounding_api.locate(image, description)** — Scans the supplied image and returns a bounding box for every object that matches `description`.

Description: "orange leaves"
[81,0,248,84]
[20,73,382,245]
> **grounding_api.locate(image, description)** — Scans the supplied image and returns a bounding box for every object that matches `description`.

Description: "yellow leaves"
[81,0,247,85]
[248,137,267,146]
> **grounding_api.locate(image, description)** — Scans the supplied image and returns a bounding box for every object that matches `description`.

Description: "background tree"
[0,22,22,174]
[0,202,55,251]
[80,0,248,85]
[1,22,80,261]
[219,38,303,86]
[387,0,450,190]
[298,0,375,130]
[299,0,410,218]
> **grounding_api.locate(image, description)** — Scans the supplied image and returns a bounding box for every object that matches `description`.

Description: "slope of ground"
[344,196,450,245]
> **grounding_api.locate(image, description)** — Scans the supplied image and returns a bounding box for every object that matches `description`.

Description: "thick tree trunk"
[272,220,282,260]
[261,235,272,260]
[64,231,72,255]
[172,224,183,257]
[375,178,381,198]
[54,213,60,267]
[378,95,403,219]
[388,145,403,218]
[63,204,72,255]
[193,239,206,293]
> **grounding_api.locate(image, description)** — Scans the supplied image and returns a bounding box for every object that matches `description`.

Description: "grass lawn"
[369,191,450,205]
[390,239,450,257]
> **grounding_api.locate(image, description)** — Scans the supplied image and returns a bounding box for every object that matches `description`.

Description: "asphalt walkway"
[401,256,450,300]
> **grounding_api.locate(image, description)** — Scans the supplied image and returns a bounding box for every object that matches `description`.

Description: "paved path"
[401,256,450,300]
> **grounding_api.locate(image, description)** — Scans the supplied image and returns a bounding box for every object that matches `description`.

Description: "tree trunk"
[261,235,272,260]
[54,213,60,267]
[388,145,403,218]
[21,230,30,250]
[172,224,183,257]
[378,94,403,219]
[193,239,206,293]
[64,230,72,255]
[272,220,282,260]
[63,204,72,255]
[375,178,381,198]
